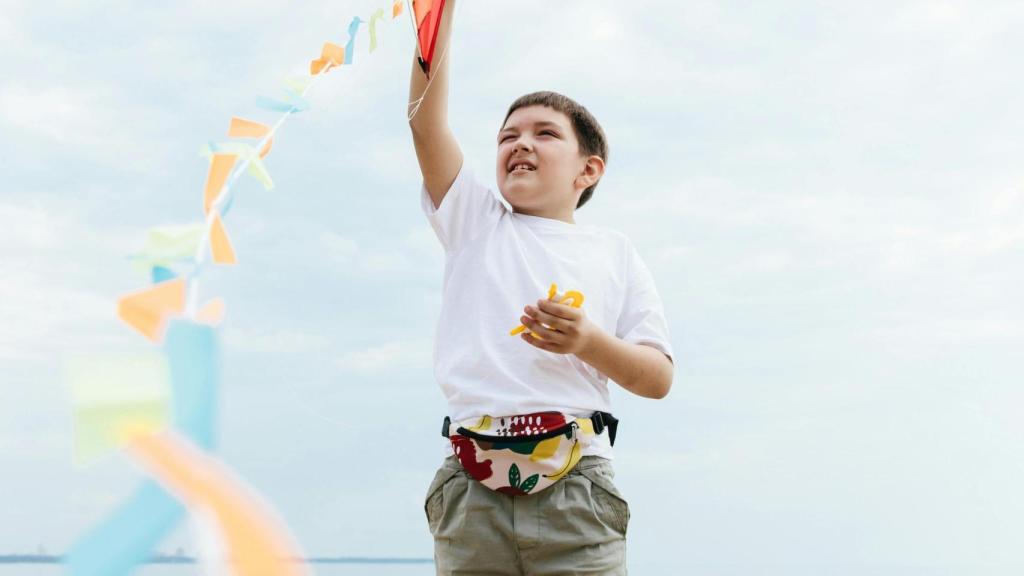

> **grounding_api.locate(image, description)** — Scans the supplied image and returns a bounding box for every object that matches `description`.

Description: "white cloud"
[0,200,138,361]
[0,82,174,171]
[224,326,332,356]
[867,312,1019,347]
[895,1,1024,57]
[655,244,697,265]
[0,202,62,248]
[335,338,432,372]
[319,229,411,272]
[319,230,360,262]
[917,1,964,24]
[0,12,15,43]
[404,224,444,262]
[0,84,101,144]
[360,251,413,272]
[0,268,114,361]
[317,226,441,275]
[611,169,1024,274]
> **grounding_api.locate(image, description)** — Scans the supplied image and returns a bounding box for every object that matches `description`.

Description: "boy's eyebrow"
[498,120,563,135]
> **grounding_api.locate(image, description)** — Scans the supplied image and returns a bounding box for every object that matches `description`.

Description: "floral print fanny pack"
[441,411,618,496]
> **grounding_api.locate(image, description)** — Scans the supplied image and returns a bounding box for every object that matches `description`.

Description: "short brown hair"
[502,91,608,209]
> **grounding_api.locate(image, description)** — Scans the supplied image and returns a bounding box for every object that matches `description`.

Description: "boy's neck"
[512,206,576,225]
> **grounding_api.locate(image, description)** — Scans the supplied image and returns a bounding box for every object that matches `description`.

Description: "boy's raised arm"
[408,0,463,210]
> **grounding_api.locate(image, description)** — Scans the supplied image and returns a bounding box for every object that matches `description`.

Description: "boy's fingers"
[521,332,558,351]
[525,306,567,330]
[521,333,542,348]
[536,298,580,320]
[520,316,562,342]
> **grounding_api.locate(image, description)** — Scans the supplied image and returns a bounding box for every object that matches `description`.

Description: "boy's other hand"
[519,297,599,356]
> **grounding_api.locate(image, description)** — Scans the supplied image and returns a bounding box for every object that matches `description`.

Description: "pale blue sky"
[2,1,1022,573]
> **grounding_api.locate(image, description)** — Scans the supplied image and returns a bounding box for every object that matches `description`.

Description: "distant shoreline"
[0,555,433,565]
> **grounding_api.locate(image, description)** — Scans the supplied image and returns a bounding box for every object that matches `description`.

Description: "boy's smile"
[496,105,602,223]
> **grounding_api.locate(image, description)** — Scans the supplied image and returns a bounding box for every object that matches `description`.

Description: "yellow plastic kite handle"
[509,283,585,339]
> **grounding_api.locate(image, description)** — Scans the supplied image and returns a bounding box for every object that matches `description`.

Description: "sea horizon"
[0,554,432,565]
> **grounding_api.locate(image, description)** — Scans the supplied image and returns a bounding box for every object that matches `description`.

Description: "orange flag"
[196,297,226,326]
[228,117,273,159]
[210,215,237,265]
[117,278,186,341]
[204,153,237,215]
[310,42,345,75]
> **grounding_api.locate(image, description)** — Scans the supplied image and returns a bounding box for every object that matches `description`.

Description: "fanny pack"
[441,411,618,496]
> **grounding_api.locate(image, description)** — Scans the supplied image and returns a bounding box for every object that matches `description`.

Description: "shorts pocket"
[578,463,630,537]
[424,465,461,535]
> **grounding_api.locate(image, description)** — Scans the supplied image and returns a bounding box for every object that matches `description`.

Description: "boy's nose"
[513,140,532,154]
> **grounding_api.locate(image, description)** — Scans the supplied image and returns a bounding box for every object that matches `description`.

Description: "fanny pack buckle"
[589,411,618,446]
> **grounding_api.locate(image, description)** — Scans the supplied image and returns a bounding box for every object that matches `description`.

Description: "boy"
[410,3,674,574]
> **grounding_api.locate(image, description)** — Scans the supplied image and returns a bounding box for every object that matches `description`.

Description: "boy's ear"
[576,155,605,191]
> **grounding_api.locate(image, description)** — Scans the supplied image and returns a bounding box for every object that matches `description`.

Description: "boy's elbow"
[649,377,672,399]
[652,355,674,399]
[629,363,673,400]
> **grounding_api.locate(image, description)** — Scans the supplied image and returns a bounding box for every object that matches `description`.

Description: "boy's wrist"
[576,326,613,366]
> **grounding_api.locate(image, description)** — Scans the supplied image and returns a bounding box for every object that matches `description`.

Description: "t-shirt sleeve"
[420,162,506,253]
[616,242,675,362]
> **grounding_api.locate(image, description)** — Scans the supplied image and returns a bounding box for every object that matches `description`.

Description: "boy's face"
[496,105,592,216]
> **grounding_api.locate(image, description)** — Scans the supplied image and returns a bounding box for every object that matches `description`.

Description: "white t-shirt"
[421,163,674,459]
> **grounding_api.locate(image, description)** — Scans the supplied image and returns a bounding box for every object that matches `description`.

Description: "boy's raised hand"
[519,294,599,356]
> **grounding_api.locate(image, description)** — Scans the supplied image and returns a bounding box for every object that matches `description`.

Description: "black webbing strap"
[590,411,619,446]
[441,412,618,446]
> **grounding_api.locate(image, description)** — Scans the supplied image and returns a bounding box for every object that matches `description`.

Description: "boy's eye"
[498,130,555,143]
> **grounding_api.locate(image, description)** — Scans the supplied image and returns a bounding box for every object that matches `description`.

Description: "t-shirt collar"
[512,212,578,230]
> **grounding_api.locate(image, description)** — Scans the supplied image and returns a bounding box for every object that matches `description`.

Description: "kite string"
[186,19,368,316]
[185,0,443,315]
[191,2,446,309]
[405,0,420,50]
[186,72,322,316]
[176,2,444,425]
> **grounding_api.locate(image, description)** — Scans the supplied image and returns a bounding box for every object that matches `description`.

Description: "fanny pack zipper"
[455,421,578,444]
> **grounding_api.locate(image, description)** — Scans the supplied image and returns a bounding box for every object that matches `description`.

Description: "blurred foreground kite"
[64,1,450,574]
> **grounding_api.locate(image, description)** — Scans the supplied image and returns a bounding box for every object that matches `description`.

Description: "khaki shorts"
[424,454,629,575]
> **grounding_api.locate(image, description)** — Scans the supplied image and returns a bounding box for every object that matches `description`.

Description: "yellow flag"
[66,353,170,465]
